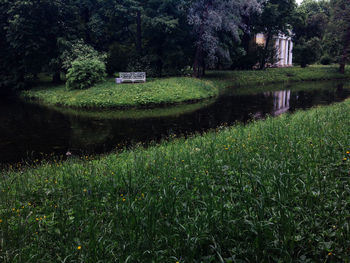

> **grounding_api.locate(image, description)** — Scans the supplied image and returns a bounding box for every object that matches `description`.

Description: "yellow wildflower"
[77,246,81,250]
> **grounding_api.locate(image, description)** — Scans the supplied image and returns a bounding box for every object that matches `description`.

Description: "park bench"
[119,72,146,83]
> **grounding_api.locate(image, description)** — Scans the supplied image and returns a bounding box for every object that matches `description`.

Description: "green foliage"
[106,43,133,75]
[126,56,157,78]
[291,0,331,67]
[326,0,350,72]
[62,40,106,71]
[66,59,106,90]
[294,37,321,67]
[2,96,350,262]
[320,55,333,65]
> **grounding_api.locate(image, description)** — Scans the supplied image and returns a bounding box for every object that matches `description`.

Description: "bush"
[320,55,333,65]
[66,59,106,90]
[61,40,106,71]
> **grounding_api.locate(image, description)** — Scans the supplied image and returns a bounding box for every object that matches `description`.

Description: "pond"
[1,80,350,165]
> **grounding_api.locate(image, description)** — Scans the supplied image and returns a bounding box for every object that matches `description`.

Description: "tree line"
[0,0,349,92]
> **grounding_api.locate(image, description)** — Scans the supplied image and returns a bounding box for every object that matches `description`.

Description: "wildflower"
[66,151,72,156]
[328,252,332,256]
[77,246,81,250]
[122,198,126,202]
[83,189,87,193]
[343,158,347,161]
[347,151,350,155]
[0,219,2,223]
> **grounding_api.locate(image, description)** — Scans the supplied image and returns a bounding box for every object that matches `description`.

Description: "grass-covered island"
[21,65,350,109]
[2,97,350,262]
[22,77,218,109]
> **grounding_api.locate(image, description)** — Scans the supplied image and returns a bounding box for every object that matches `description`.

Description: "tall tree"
[188,0,262,78]
[253,0,296,69]
[327,0,350,73]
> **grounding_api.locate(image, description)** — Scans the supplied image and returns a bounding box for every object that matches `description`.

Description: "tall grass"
[1,98,350,262]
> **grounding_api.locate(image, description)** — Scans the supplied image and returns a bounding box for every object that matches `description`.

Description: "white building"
[255,33,293,67]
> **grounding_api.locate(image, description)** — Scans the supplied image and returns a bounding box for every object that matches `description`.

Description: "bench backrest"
[120,72,146,80]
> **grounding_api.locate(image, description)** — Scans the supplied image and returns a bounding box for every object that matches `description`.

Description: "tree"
[291,0,330,66]
[327,0,350,73]
[188,0,262,78]
[253,0,296,69]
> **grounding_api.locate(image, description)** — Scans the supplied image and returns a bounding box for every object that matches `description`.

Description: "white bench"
[119,72,146,83]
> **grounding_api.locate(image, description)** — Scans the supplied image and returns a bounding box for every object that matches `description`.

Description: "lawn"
[1,97,350,262]
[21,77,218,109]
[21,65,350,109]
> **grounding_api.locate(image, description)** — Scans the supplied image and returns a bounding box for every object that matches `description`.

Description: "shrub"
[66,59,106,90]
[61,40,106,71]
[320,55,333,65]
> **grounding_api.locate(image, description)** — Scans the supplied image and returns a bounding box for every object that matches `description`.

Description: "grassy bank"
[1,99,350,262]
[46,98,216,120]
[21,65,350,109]
[207,65,350,91]
[22,77,218,109]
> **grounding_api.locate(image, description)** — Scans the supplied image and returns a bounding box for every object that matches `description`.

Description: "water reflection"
[1,81,350,165]
[266,90,291,116]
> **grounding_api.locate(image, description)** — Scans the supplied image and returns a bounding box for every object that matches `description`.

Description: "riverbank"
[1,97,350,262]
[207,65,350,90]
[21,65,350,109]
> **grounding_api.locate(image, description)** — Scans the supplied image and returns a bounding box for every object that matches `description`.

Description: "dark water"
[1,81,350,165]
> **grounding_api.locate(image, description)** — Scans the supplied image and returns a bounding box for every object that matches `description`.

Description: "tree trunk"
[52,71,61,83]
[202,56,206,77]
[260,33,272,70]
[136,10,142,55]
[193,47,203,78]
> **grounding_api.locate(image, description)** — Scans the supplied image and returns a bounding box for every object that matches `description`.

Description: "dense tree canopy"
[327,0,350,73]
[291,0,331,67]
[1,0,348,91]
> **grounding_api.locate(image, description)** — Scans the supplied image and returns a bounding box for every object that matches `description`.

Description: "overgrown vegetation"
[2,96,350,262]
[66,59,106,90]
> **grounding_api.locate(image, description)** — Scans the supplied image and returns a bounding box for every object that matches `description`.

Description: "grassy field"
[22,77,218,109]
[1,97,350,262]
[21,65,350,109]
